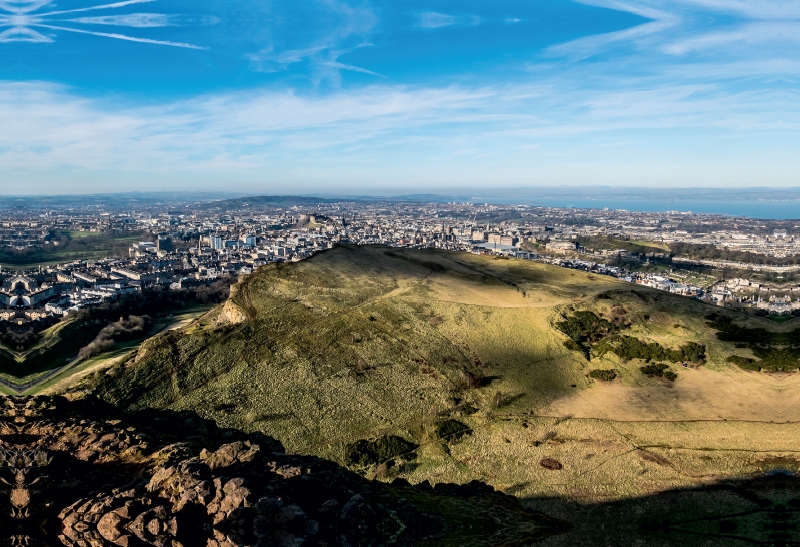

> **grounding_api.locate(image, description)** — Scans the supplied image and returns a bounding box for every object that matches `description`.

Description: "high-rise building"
[157,236,173,252]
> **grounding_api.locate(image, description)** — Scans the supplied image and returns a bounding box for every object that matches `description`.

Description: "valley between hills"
[15,245,800,545]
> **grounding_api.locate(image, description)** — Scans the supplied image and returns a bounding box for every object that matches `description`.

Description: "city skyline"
[0,0,798,192]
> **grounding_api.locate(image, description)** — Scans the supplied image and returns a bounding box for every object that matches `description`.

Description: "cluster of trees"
[72,277,235,361]
[556,311,618,344]
[670,242,800,266]
[594,335,705,364]
[727,355,761,372]
[727,347,800,373]
[727,347,800,372]
[707,313,800,346]
[193,277,234,303]
[557,311,620,359]
[78,315,151,360]
[559,310,706,367]
[577,236,667,256]
[640,363,678,381]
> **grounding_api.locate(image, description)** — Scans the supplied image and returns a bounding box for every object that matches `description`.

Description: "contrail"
[34,23,207,49]
[38,0,156,17]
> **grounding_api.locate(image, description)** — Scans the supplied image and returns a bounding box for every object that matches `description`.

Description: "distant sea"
[512,198,800,220]
[447,187,800,220]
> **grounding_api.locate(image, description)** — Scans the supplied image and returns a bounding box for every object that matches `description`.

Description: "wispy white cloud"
[673,0,800,19]
[545,0,800,89]
[0,26,52,43]
[664,21,800,55]
[247,0,377,83]
[415,12,482,29]
[547,1,679,59]
[3,0,800,190]
[0,75,796,174]
[564,0,800,59]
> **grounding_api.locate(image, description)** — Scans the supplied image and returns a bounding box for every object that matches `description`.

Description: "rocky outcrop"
[0,396,566,547]
[216,300,248,326]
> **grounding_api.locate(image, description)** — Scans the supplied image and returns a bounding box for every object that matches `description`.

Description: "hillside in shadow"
[527,471,800,547]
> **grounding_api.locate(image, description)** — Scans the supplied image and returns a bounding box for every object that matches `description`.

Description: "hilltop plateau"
[56,245,800,511]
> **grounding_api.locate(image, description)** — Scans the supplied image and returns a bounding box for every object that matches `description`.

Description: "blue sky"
[0,0,797,194]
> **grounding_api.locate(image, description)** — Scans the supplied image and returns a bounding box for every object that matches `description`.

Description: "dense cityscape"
[1,195,799,325]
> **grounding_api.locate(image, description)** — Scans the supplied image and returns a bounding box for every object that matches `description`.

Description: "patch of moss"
[435,420,471,443]
[588,369,617,382]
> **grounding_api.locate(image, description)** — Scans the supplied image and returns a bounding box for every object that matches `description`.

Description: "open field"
[0,232,141,270]
[61,230,96,239]
[65,245,800,503]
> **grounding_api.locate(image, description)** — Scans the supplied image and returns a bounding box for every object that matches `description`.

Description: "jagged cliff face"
[0,397,564,547]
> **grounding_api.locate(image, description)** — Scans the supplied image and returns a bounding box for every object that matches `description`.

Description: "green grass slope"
[82,245,611,443]
[71,245,800,503]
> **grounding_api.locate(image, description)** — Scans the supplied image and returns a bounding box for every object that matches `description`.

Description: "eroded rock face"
[0,396,565,547]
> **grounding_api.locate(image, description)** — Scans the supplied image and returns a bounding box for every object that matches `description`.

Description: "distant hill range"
[200,193,462,210]
[199,195,343,210]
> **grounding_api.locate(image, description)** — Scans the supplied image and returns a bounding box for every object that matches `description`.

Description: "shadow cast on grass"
[523,472,800,546]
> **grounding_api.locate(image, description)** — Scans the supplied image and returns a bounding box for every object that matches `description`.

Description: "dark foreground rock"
[0,396,566,546]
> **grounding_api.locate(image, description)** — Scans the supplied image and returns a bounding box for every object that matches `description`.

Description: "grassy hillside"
[69,245,800,503]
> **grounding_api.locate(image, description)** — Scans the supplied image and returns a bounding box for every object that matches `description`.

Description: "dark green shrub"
[589,369,617,381]
[727,355,761,371]
[563,339,583,352]
[556,311,617,344]
[663,371,678,381]
[595,335,705,363]
[435,420,471,442]
[680,342,706,363]
[640,363,670,377]
[563,339,590,359]
[750,346,800,372]
[344,435,418,467]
